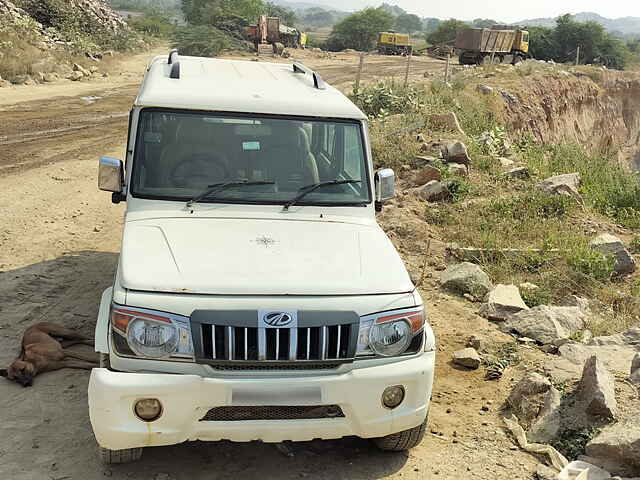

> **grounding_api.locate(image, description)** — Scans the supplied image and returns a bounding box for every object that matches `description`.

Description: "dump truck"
[456,26,529,65]
[246,15,306,55]
[377,32,412,56]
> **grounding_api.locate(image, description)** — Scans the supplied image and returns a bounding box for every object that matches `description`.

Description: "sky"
[328,0,640,22]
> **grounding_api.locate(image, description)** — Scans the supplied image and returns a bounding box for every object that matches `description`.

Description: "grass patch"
[552,427,601,460]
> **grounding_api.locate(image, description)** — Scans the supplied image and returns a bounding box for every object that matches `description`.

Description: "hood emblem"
[254,235,277,247]
[263,312,294,327]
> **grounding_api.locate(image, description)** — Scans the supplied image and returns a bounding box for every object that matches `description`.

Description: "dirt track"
[0,48,540,480]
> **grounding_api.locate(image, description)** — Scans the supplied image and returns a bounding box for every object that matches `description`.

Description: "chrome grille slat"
[336,325,341,358]
[275,328,280,360]
[244,327,248,361]
[320,326,327,360]
[227,326,234,360]
[306,327,311,360]
[289,325,297,360]
[211,326,216,359]
[258,328,266,361]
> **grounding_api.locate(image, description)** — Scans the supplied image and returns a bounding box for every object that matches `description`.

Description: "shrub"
[171,25,243,57]
[128,12,176,39]
[349,81,426,118]
[630,236,640,254]
[565,243,615,282]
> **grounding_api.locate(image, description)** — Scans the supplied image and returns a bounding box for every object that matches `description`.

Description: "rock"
[559,295,591,311]
[452,348,481,369]
[429,112,466,136]
[414,155,438,166]
[528,387,562,443]
[0,78,11,88]
[537,173,582,200]
[35,71,46,83]
[477,84,494,94]
[412,165,442,186]
[447,163,468,176]
[586,419,640,473]
[73,63,90,76]
[479,284,529,321]
[440,262,493,299]
[557,461,612,480]
[629,353,640,384]
[504,167,530,179]
[499,157,515,167]
[501,306,586,345]
[89,65,99,74]
[441,140,471,165]
[12,74,34,85]
[578,355,617,419]
[590,234,636,275]
[507,372,552,425]
[466,335,483,351]
[43,72,59,82]
[556,341,640,379]
[419,180,451,202]
[67,71,84,81]
[589,328,640,347]
[416,133,427,143]
[520,282,540,291]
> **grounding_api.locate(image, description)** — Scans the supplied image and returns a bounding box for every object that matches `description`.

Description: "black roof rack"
[168,49,180,79]
[168,49,178,64]
[293,62,326,90]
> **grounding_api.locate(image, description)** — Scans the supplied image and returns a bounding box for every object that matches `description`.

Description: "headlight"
[111,305,194,360]
[357,307,425,357]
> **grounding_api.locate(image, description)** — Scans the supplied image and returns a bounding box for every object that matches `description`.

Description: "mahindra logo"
[263,312,293,327]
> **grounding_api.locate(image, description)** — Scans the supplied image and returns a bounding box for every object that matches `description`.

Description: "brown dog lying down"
[0,322,98,387]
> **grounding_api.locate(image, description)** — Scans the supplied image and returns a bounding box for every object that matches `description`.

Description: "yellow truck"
[456,26,529,65]
[377,32,412,56]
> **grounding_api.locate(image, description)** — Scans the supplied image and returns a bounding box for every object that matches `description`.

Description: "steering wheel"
[170,153,229,189]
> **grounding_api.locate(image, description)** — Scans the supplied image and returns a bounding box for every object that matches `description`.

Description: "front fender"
[95,287,113,354]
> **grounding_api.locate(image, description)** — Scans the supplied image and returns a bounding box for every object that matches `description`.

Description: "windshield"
[130,109,371,206]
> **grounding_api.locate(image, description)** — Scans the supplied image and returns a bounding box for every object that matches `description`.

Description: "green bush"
[171,25,242,57]
[565,243,615,281]
[349,81,426,118]
[630,236,640,254]
[128,12,176,39]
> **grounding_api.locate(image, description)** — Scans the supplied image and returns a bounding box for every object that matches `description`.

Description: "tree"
[395,13,422,33]
[265,3,296,26]
[527,26,558,60]
[423,18,441,34]
[325,7,394,52]
[472,18,498,28]
[426,19,467,45]
[182,0,264,25]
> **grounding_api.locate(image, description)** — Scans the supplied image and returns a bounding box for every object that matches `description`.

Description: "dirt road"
[0,48,539,480]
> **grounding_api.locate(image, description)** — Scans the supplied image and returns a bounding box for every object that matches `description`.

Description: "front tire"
[373,419,427,451]
[99,446,143,464]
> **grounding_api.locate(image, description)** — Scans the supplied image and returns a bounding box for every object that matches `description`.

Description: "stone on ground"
[504,167,530,179]
[557,461,612,480]
[630,353,640,384]
[590,233,637,275]
[528,387,562,444]
[506,372,552,426]
[419,180,452,202]
[429,112,466,136]
[447,163,468,176]
[479,284,529,321]
[412,165,442,186]
[537,173,582,200]
[441,140,471,165]
[440,262,493,299]
[586,419,640,474]
[578,355,617,419]
[501,305,586,345]
[477,84,494,94]
[452,347,481,369]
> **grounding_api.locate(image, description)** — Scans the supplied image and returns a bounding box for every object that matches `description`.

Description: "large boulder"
[452,347,481,369]
[429,112,466,136]
[479,284,529,321]
[506,372,552,426]
[528,386,562,444]
[441,140,471,165]
[412,165,442,186]
[590,234,636,275]
[537,173,582,200]
[586,419,640,474]
[578,356,617,419]
[440,262,493,300]
[501,305,586,345]
[419,180,452,202]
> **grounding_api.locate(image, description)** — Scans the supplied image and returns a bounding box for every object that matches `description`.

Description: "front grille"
[190,310,359,366]
[200,405,345,421]
[211,363,342,371]
[200,324,352,361]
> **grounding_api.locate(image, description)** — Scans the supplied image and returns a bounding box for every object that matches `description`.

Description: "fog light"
[382,386,405,409]
[134,398,162,422]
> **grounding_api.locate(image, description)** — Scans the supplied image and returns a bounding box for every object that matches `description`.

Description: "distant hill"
[515,12,640,37]
[269,0,371,12]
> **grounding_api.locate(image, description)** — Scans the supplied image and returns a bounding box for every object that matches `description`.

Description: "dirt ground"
[0,47,543,480]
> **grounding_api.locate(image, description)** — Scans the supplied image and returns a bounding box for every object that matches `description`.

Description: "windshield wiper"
[283,179,362,211]
[187,180,275,208]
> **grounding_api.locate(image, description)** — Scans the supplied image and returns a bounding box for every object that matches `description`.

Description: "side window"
[343,125,363,179]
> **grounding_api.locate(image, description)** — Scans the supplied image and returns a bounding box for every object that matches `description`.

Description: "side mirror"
[375,168,395,212]
[98,157,125,203]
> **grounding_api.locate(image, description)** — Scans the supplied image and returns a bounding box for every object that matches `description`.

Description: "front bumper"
[88,352,435,450]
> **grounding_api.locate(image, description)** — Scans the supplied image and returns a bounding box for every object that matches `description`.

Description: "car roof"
[135,54,367,121]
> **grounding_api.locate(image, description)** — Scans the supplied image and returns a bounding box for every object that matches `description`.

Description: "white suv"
[89,50,435,464]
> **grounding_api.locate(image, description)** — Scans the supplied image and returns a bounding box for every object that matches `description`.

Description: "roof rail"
[293,62,326,90]
[168,49,178,64]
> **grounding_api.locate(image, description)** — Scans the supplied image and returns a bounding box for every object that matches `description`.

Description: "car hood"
[119,217,413,296]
